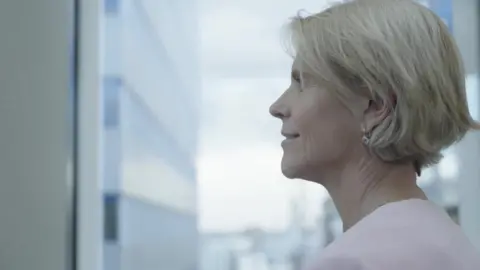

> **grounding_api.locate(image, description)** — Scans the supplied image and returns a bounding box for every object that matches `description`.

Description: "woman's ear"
[363,99,390,132]
[349,96,371,123]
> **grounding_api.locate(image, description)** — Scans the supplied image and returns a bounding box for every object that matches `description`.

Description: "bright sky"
[197,0,331,232]
[196,0,478,233]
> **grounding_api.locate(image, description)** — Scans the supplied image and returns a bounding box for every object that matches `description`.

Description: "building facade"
[101,0,201,269]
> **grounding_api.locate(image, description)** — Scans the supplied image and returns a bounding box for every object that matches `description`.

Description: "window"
[104,194,119,242]
[104,0,120,14]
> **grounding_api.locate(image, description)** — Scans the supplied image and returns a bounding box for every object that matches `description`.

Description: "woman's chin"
[281,158,304,179]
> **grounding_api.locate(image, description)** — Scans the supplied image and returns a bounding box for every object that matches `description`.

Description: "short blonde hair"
[284,0,479,172]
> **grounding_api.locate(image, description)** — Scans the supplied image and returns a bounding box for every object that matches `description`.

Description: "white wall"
[0,1,104,269]
[76,0,103,270]
[0,0,73,269]
[121,0,199,155]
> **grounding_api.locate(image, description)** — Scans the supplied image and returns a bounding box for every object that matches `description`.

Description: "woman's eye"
[292,74,301,83]
[290,71,303,91]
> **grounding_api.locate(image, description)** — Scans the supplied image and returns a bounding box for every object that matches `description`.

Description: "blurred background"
[98,0,479,269]
[99,0,479,269]
[0,0,478,270]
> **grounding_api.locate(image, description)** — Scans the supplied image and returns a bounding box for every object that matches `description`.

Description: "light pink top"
[307,199,480,270]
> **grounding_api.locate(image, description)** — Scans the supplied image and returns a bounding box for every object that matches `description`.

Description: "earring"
[362,128,371,145]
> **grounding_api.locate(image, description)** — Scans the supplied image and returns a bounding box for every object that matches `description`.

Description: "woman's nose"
[269,98,290,120]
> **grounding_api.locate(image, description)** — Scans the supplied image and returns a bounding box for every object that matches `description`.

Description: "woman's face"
[269,59,363,181]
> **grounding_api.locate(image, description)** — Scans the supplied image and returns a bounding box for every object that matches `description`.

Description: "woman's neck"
[322,160,427,232]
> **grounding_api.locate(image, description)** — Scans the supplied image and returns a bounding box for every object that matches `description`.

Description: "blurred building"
[101,0,201,269]
[201,229,303,270]
[320,198,341,247]
[200,199,324,270]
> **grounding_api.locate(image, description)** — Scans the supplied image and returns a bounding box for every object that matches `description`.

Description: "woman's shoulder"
[307,199,480,270]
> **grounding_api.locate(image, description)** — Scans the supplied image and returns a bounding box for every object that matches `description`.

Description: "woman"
[269,0,480,269]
